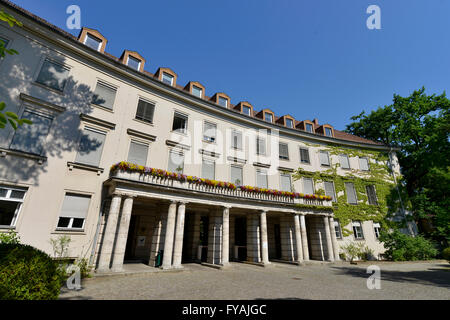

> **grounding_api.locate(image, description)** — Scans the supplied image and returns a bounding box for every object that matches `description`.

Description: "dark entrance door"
[124,215,138,260]
[274,224,282,259]
[199,216,209,262]
[234,217,247,261]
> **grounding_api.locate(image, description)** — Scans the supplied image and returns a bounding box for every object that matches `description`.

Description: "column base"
[96,267,112,273]
[161,265,172,270]
[172,265,184,269]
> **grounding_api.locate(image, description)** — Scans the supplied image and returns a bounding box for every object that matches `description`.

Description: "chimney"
[313,118,319,126]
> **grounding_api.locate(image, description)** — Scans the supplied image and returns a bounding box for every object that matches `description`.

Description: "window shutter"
[231,166,243,184]
[256,170,268,188]
[324,181,336,202]
[136,100,155,123]
[280,174,292,192]
[345,182,357,204]
[168,151,184,173]
[300,148,310,163]
[359,157,369,171]
[279,143,289,159]
[75,128,106,167]
[127,141,148,166]
[366,185,378,205]
[257,138,266,155]
[303,178,314,194]
[232,131,242,149]
[60,194,91,219]
[340,154,350,169]
[319,151,330,166]
[204,122,216,141]
[92,82,116,109]
[202,160,215,180]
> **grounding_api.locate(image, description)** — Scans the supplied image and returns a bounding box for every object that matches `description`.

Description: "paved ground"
[59,260,450,300]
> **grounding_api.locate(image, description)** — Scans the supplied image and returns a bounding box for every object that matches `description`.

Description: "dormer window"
[84,33,102,51]
[265,113,273,123]
[306,123,313,133]
[218,96,228,108]
[127,56,141,71]
[286,118,293,128]
[192,85,203,98]
[243,106,251,116]
[325,127,333,137]
[162,72,174,85]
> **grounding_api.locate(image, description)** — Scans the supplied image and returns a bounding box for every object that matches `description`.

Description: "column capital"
[221,205,232,209]
[178,201,188,205]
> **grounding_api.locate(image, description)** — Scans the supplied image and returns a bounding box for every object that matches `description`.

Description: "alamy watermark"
[366,265,381,290]
[366,5,381,30]
[66,5,81,30]
[66,264,82,290]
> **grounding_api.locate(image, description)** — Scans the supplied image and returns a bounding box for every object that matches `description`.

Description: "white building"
[0,0,404,272]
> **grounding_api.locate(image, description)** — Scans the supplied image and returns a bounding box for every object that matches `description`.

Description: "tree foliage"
[345,87,450,245]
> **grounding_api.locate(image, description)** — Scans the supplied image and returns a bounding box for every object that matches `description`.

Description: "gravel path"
[59,260,450,300]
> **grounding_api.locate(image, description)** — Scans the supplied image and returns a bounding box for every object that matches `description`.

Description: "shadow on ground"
[331,264,450,289]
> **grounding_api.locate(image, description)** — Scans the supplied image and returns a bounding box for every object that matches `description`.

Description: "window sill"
[53,229,86,235]
[202,139,217,145]
[91,103,114,113]
[279,157,290,161]
[67,161,104,175]
[0,147,47,164]
[32,81,65,95]
[0,226,16,231]
[170,130,188,137]
[133,118,154,127]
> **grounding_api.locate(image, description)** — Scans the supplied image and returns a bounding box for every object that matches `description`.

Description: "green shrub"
[0,230,20,244]
[379,230,438,261]
[442,247,450,262]
[341,242,365,262]
[0,243,64,300]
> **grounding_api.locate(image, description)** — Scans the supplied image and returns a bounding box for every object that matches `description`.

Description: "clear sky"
[9,0,450,130]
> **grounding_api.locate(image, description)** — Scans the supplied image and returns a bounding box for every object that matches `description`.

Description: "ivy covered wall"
[293,143,398,237]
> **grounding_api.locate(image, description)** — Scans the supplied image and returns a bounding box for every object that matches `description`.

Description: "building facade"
[0,1,404,272]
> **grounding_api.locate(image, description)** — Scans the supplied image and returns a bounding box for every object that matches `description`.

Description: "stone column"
[97,194,122,272]
[111,196,134,272]
[293,214,304,263]
[323,215,335,261]
[207,209,222,265]
[172,202,186,268]
[222,206,230,266]
[300,214,309,261]
[161,201,177,269]
[260,210,270,265]
[148,212,164,267]
[329,216,340,261]
[247,214,260,262]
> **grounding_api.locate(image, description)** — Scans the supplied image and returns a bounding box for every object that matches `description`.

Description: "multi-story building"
[0,0,405,272]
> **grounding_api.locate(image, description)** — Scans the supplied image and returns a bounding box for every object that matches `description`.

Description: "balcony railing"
[110,163,332,208]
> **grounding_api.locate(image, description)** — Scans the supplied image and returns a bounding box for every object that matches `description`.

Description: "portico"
[94,168,338,272]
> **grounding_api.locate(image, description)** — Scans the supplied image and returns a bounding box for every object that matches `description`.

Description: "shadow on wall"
[0,40,103,186]
[331,265,450,289]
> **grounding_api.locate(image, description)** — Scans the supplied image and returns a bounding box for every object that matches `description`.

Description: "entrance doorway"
[274,224,282,259]
[124,215,139,261]
[234,217,247,261]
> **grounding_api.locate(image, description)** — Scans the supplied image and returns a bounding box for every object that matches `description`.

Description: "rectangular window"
[299,147,310,164]
[256,137,266,155]
[286,118,293,128]
[280,174,292,192]
[279,143,289,160]
[359,157,370,171]
[218,96,228,108]
[366,185,378,205]
[0,186,26,227]
[135,99,155,124]
[201,159,215,180]
[127,140,148,166]
[264,113,273,122]
[256,169,268,189]
[306,123,313,133]
[57,193,91,230]
[303,178,314,195]
[84,34,102,51]
[352,221,364,239]
[162,72,174,85]
[339,154,350,169]
[172,112,188,133]
[334,219,342,239]
[91,82,116,110]
[373,222,381,239]
[325,127,333,137]
[319,151,330,166]
[230,165,243,185]
[192,85,202,98]
[9,110,53,155]
[345,182,358,204]
[75,127,106,167]
[242,106,251,116]
[36,59,69,92]
[231,130,242,150]
[167,151,184,173]
[324,181,337,202]
[127,56,141,70]
[203,122,217,143]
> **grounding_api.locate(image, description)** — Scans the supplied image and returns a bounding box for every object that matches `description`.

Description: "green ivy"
[293,144,398,236]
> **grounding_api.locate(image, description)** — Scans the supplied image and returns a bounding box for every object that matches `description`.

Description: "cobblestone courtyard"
[59,261,450,300]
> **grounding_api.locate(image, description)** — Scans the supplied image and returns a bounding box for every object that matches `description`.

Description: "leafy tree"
[345,87,450,246]
[0,10,32,130]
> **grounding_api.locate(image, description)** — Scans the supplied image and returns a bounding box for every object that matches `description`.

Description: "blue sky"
[9,0,450,130]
